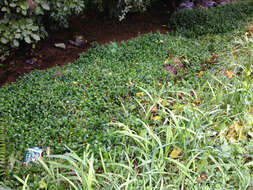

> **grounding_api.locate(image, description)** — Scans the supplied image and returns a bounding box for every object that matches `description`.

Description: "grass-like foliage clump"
[0,124,5,177]
[0,1,253,189]
[170,1,253,37]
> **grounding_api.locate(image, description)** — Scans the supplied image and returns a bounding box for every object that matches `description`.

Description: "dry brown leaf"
[226,124,235,140]
[200,172,208,181]
[247,25,253,34]
[151,106,158,113]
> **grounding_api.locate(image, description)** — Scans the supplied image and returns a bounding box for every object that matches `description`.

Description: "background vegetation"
[0,0,85,61]
[0,0,162,61]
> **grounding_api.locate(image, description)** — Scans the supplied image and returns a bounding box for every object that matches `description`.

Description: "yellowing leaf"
[226,122,246,142]
[39,179,47,189]
[164,58,169,64]
[170,148,182,159]
[248,131,253,139]
[229,137,237,143]
[234,124,244,140]
[128,81,134,88]
[199,71,203,77]
[157,82,162,87]
[224,70,233,78]
[136,92,144,97]
[153,115,161,121]
[226,124,235,140]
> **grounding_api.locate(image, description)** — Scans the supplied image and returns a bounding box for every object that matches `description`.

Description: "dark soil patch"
[0,2,170,87]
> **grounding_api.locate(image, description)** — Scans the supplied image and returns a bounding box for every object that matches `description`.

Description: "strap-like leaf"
[0,124,6,177]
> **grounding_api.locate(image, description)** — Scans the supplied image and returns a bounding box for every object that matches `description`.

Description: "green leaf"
[22,9,27,16]
[1,7,7,12]
[0,37,8,44]
[41,2,50,10]
[31,26,39,31]
[20,1,28,10]
[15,33,21,39]
[35,6,43,15]
[31,34,40,41]
[13,39,20,47]
[24,36,32,44]
[9,3,16,8]
[0,123,6,177]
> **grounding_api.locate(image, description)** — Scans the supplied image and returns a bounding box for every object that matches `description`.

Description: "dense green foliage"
[88,0,155,19]
[0,124,6,177]
[0,1,253,189]
[0,0,85,61]
[170,1,253,37]
[3,30,253,189]
[0,32,236,156]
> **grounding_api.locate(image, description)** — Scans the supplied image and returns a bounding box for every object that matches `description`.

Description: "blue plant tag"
[23,147,43,164]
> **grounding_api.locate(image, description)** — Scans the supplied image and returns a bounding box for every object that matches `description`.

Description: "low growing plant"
[0,124,6,177]
[170,1,253,37]
[0,1,252,187]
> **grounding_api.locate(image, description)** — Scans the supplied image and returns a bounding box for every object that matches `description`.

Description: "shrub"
[0,0,85,61]
[169,1,253,37]
[47,0,85,28]
[0,0,48,61]
[87,0,156,20]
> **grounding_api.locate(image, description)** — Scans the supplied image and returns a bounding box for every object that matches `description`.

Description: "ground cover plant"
[0,1,253,189]
[170,0,253,37]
